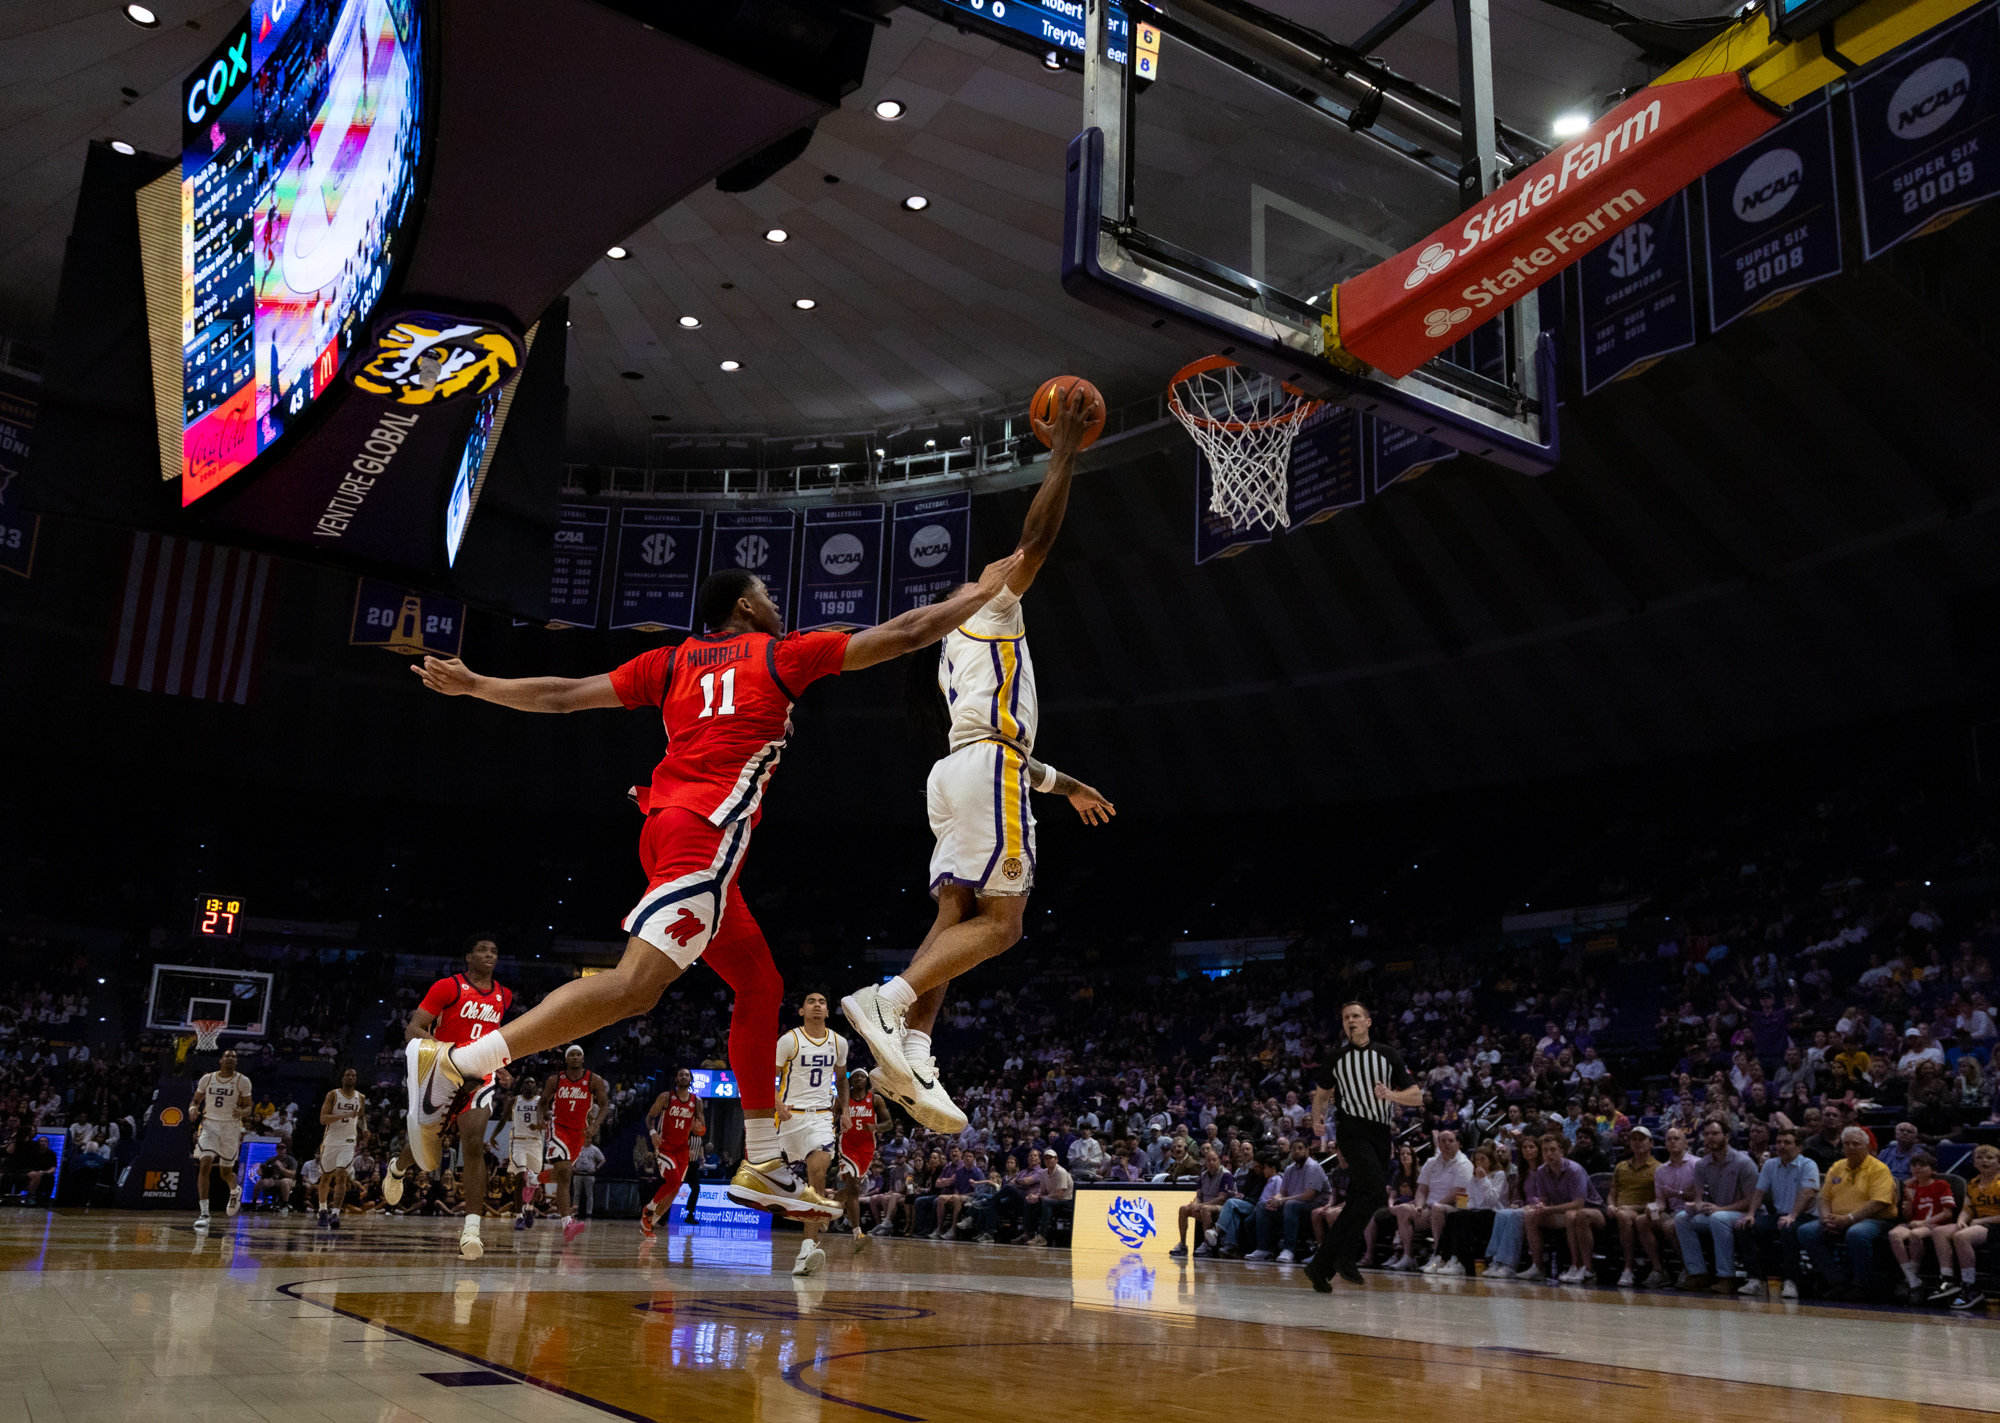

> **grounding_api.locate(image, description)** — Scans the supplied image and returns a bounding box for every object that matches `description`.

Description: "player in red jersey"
[835,1068,888,1251]
[640,1067,707,1237]
[404,551,1022,1219]
[382,934,514,1260]
[544,1046,609,1242]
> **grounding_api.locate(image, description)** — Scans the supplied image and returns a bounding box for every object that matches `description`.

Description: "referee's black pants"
[1313,1119,1390,1271]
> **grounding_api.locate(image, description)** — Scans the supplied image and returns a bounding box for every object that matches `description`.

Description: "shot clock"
[193,896,246,939]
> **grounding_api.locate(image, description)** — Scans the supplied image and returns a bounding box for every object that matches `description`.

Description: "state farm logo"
[1423,306,1472,339]
[1733,148,1803,221]
[1889,58,1970,140]
[1404,242,1456,290]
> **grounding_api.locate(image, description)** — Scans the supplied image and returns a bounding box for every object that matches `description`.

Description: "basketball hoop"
[191,1019,226,1053]
[1168,355,1323,532]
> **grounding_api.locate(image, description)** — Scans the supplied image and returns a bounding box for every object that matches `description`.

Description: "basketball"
[1030,374,1107,449]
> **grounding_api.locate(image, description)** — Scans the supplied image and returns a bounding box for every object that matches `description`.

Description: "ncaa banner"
[889,493,971,616]
[1850,3,2000,259]
[1703,100,1844,331]
[1285,405,1366,527]
[612,508,703,633]
[707,510,798,630]
[1577,188,1696,395]
[1195,451,1270,563]
[1370,416,1459,494]
[0,369,39,578]
[798,504,884,631]
[350,579,464,656]
[548,505,610,629]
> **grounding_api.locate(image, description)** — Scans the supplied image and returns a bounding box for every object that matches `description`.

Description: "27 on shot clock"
[193,895,246,939]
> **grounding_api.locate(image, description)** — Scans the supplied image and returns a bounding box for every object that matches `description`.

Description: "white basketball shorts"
[777,1109,838,1164]
[194,1119,242,1165]
[926,739,1036,898]
[511,1134,545,1175]
[318,1139,355,1173]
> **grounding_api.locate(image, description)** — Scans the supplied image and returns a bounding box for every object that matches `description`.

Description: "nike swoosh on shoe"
[422,1082,446,1115]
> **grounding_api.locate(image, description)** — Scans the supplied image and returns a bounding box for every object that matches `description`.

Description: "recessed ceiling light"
[123,4,159,27]
[793,298,816,310]
[109,140,136,155]
[764,228,788,243]
[874,100,905,120]
[678,315,702,329]
[1552,112,1591,137]
[720,360,742,372]
[606,245,629,259]
[902,195,929,211]
[1044,51,1063,70]
[924,439,937,449]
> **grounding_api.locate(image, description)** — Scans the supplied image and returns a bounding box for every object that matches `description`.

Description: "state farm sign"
[1336,74,1778,379]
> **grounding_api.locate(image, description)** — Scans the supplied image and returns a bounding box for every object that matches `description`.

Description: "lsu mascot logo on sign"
[351,314,522,406]
[1107,1194,1158,1248]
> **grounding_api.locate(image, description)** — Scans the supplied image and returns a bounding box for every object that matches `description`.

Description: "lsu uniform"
[928,587,1037,897]
[319,1087,362,1172]
[775,1027,846,1162]
[193,1070,251,1164]
[509,1092,545,1175]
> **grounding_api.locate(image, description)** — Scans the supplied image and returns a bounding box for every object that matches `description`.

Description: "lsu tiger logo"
[351,314,521,406]
[1107,1194,1157,1248]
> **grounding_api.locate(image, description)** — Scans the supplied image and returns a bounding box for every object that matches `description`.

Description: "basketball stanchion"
[1168,356,1323,532]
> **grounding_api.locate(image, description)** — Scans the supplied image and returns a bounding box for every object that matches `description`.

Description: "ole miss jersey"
[609,630,850,827]
[550,1072,597,1136]
[658,1093,698,1148]
[418,974,513,1047]
[841,1092,877,1165]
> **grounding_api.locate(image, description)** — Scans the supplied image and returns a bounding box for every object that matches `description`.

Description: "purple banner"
[1285,405,1366,527]
[548,505,610,629]
[1577,188,1696,396]
[1703,100,1844,331]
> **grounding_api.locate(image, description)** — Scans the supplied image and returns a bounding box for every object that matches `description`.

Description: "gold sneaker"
[405,1037,463,1173]
[727,1158,839,1220]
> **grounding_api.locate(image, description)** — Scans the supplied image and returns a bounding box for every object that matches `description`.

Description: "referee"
[1304,1000,1420,1291]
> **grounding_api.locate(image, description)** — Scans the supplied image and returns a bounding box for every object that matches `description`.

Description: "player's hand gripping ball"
[1030,375,1106,450]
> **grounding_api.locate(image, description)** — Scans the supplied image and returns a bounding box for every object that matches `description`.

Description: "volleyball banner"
[798,504,884,631]
[708,510,797,629]
[1370,418,1459,494]
[611,507,704,633]
[1285,405,1367,526]
[1577,188,1697,395]
[548,504,610,629]
[1849,2,1999,258]
[1194,451,1271,564]
[1703,100,1843,332]
[889,492,971,618]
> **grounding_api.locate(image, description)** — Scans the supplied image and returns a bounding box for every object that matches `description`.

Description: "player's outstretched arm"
[1024,755,1116,826]
[1011,381,1096,595]
[411,657,625,713]
[840,552,1024,671]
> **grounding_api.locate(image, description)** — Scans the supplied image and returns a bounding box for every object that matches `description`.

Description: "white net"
[191,1019,225,1052]
[1168,358,1322,532]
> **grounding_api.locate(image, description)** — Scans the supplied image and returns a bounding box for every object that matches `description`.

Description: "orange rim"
[1167,355,1321,432]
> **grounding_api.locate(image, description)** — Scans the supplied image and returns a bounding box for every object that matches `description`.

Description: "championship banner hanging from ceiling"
[610,507,703,633]
[798,505,884,631]
[548,505,610,629]
[1702,99,1844,332]
[1849,1,1999,259]
[1370,417,1459,494]
[888,492,971,618]
[1285,405,1367,527]
[1577,188,1697,395]
[350,579,464,657]
[1195,450,1270,564]
[0,368,40,579]
[707,510,798,630]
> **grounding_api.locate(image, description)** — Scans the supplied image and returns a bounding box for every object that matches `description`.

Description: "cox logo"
[819,532,865,575]
[908,524,952,569]
[1404,242,1456,290]
[1888,58,1970,140]
[1106,1195,1157,1248]
[1423,306,1472,339]
[1733,148,1803,221]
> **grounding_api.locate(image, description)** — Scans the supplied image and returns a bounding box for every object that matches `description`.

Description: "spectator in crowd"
[1483,1133,1543,1278]
[571,1141,604,1219]
[1024,1149,1072,1246]
[1888,1150,1957,1298]
[259,1148,298,1211]
[1674,1120,1760,1294]
[1394,1129,1470,1272]
[1745,1126,1819,1300]
[1247,1138,1327,1264]
[1798,1126,1897,1301]
[932,1149,985,1238]
[1607,1125,1667,1287]
[1522,1133,1606,1284]
[1221,1152,1281,1258]
[1800,1109,1847,1172]
[1068,1125,1105,1182]
[1169,1146,1237,1259]
[1431,1143,1507,1275]
[1876,1121,1922,1184]
[1934,1143,2000,1309]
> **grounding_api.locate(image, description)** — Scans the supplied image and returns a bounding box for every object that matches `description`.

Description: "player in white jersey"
[504,1075,546,1229]
[843,385,1113,1131]
[777,991,848,1277]
[315,1067,364,1228]
[189,1049,253,1226]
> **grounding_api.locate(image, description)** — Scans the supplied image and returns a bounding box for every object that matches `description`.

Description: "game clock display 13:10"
[194,896,245,939]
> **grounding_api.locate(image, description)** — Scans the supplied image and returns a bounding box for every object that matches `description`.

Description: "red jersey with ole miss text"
[841,1091,877,1166]
[658,1092,698,1149]
[609,630,849,827]
[551,1072,599,1135]
[417,974,513,1047]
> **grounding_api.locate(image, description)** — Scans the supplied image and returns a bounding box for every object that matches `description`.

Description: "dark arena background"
[1,0,1999,1417]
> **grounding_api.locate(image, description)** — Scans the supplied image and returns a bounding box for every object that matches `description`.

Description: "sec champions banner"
[707,510,797,630]
[798,505,884,631]
[1578,187,1696,395]
[889,493,971,617]
[611,508,703,633]
[1702,100,1843,331]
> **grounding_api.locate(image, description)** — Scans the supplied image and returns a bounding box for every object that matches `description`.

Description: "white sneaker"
[1484,1263,1516,1279]
[381,1160,405,1206]
[194,1211,211,1229]
[1616,1269,1636,1287]
[1519,1264,1545,1282]
[839,986,915,1095]
[1421,1257,1445,1275]
[792,1242,824,1278]
[226,1186,241,1218]
[1439,1260,1466,1276]
[1644,1269,1668,1288]
[1560,1266,1589,1284]
[1781,1280,1798,1300]
[405,1038,463,1173]
[727,1158,839,1220]
[1245,1249,1275,1261]
[1384,1253,1408,1271]
[1277,1249,1297,1264]
[901,1053,968,1134]
[460,1216,484,1261]
[1204,1228,1220,1249]
[1738,1279,1766,1297]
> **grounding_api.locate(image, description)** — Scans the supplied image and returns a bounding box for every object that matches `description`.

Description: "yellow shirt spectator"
[1833,1048,1872,1078]
[1820,1153,1896,1216]
[1610,1157,1658,1208]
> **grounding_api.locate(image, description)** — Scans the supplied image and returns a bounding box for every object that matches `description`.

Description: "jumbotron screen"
[180,0,424,506]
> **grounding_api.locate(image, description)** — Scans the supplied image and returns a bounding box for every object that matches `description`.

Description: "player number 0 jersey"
[777,1028,847,1113]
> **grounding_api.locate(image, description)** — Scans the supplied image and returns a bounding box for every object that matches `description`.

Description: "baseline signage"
[1702,100,1844,330]
[1849,2,1999,258]
[672,1182,772,1233]
[1577,188,1697,395]
[888,493,971,617]
[707,510,798,629]
[548,504,610,629]
[1070,1182,1197,1315]
[1284,405,1366,526]
[798,505,884,631]
[611,507,703,633]
[1336,73,1777,377]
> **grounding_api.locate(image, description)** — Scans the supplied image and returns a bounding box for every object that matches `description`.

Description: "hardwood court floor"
[2,1210,1995,1423]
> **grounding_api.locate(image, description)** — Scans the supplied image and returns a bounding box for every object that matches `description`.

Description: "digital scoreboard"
[193,895,246,939]
[907,0,1129,66]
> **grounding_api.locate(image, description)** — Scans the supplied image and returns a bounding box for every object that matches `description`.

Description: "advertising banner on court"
[1577,189,1697,395]
[1369,417,1459,495]
[1284,405,1367,526]
[797,505,884,631]
[114,1096,198,1210]
[1194,453,1270,564]
[350,579,464,656]
[888,493,971,617]
[708,510,797,629]
[611,507,703,633]
[1849,2,1999,258]
[1335,73,1776,378]
[1702,100,1843,331]
[0,369,40,579]
[548,505,610,629]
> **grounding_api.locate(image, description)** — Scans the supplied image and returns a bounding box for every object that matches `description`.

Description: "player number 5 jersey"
[777,1028,847,1113]
[941,588,1036,753]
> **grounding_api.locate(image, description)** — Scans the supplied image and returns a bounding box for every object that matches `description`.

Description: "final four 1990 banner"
[798,505,884,631]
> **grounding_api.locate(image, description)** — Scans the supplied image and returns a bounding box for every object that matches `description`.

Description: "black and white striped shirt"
[1320,1038,1414,1130]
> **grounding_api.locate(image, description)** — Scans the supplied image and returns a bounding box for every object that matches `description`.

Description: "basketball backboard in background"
[1063,0,1560,474]
[146,963,273,1038]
